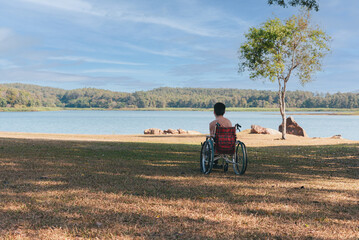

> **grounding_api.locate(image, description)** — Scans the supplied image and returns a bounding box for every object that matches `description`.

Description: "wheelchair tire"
[200,139,214,174]
[233,141,248,175]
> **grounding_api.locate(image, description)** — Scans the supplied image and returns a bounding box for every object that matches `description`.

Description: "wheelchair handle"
[214,122,241,132]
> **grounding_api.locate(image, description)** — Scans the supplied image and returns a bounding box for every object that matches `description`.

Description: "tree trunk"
[280,104,286,140]
[278,79,287,140]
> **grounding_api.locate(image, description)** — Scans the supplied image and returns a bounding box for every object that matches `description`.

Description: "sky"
[0,0,358,93]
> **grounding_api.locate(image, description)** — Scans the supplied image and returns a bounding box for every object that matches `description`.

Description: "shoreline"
[0,130,357,147]
[0,107,358,115]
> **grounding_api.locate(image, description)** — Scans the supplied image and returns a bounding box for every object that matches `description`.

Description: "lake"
[0,110,358,140]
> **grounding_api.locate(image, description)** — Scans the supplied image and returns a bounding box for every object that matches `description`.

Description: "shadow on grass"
[0,137,358,239]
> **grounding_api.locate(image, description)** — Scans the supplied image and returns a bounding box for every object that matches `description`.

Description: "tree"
[238,13,330,139]
[268,0,319,11]
[0,97,7,107]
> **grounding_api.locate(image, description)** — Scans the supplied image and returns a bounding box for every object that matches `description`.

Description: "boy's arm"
[209,121,215,136]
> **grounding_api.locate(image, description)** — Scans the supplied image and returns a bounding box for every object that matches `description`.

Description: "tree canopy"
[268,0,319,11]
[239,13,330,85]
[238,13,331,138]
[1,84,358,110]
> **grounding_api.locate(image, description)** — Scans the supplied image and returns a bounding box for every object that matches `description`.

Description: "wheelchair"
[200,124,248,175]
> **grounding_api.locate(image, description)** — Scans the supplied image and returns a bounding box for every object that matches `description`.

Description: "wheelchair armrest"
[206,135,214,141]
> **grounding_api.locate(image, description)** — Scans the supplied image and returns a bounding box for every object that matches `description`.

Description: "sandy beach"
[0,130,357,147]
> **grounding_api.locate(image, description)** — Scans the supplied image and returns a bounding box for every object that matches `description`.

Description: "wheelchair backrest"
[214,126,236,154]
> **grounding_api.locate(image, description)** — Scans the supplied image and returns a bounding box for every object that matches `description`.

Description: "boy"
[209,102,232,168]
[209,102,232,136]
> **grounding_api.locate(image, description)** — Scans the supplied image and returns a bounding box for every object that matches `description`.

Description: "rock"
[250,125,267,134]
[144,128,201,135]
[187,130,201,135]
[331,135,342,139]
[144,128,163,135]
[278,116,308,137]
[177,129,188,134]
[164,129,178,134]
[251,125,281,135]
[265,128,281,135]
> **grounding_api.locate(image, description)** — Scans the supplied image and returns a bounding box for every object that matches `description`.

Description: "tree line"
[0,83,358,109]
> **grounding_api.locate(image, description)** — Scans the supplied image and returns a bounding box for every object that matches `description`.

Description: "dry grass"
[0,137,358,239]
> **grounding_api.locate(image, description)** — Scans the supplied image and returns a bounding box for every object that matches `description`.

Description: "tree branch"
[268,0,319,11]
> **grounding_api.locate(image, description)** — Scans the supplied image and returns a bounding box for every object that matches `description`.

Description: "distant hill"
[2,83,65,107]
[0,83,358,109]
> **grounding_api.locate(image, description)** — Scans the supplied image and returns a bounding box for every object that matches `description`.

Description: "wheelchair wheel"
[223,163,228,172]
[233,141,248,175]
[200,139,214,174]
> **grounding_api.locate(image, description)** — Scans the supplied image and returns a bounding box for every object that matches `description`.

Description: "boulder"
[265,128,282,135]
[278,116,308,137]
[251,125,281,135]
[331,134,342,139]
[144,128,201,135]
[144,128,163,135]
[250,125,267,134]
[177,129,188,134]
[164,129,178,134]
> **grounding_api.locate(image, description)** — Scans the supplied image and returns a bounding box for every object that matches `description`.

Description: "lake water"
[0,110,358,140]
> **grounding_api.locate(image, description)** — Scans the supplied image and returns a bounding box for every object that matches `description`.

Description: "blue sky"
[0,0,358,93]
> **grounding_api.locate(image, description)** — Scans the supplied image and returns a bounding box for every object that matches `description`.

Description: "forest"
[0,83,358,109]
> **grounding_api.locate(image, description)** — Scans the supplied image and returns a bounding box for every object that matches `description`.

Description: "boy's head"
[214,102,226,116]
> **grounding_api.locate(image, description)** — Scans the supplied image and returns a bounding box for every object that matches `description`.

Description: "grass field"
[0,138,358,239]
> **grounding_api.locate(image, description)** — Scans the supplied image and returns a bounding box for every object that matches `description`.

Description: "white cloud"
[0,68,155,89]
[0,27,37,55]
[19,0,239,37]
[121,14,218,37]
[170,62,236,76]
[230,16,252,30]
[82,69,135,74]
[331,30,359,49]
[119,42,188,57]
[0,59,18,69]
[21,0,99,15]
[0,28,12,41]
[49,56,145,66]
[0,69,87,83]
[80,68,165,77]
